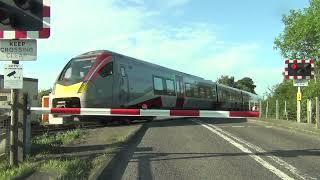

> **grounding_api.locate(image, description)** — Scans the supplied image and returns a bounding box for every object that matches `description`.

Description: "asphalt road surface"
[97,118,320,180]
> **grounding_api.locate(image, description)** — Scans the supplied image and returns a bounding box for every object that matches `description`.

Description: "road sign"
[0,39,37,61]
[293,79,309,87]
[297,91,302,101]
[0,0,51,39]
[4,64,23,89]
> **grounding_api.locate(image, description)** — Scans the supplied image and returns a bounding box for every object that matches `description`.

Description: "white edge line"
[192,120,294,180]
[207,123,315,180]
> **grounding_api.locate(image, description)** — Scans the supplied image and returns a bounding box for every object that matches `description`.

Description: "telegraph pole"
[9,61,19,166]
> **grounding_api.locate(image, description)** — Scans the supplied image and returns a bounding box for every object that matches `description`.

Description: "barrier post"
[297,87,301,123]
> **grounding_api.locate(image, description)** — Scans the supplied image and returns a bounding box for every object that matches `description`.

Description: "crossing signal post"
[284,59,315,123]
[0,0,50,166]
[0,0,50,39]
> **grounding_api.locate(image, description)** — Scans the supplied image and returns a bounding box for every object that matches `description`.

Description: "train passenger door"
[175,75,184,108]
[119,64,129,107]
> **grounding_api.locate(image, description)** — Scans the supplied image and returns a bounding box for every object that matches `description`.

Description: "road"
[97,118,320,180]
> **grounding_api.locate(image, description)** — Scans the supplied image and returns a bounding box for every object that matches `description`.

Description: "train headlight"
[78,82,88,93]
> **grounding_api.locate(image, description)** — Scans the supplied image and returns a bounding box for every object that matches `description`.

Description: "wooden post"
[259,101,262,119]
[276,99,279,120]
[9,60,20,166]
[17,93,29,162]
[266,101,268,119]
[10,89,19,166]
[307,98,313,124]
[23,93,31,156]
[284,101,288,121]
[316,97,319,129]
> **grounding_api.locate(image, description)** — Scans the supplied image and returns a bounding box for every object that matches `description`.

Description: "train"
[48,50,258,122]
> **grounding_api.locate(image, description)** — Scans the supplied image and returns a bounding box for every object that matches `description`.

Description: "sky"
[2,0,310,96]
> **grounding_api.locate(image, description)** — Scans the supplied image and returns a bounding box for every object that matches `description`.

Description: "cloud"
[166,0,191,7]
[33,0,277,96]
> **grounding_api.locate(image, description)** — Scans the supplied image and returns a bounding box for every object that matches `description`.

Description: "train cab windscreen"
[57,57,96,85]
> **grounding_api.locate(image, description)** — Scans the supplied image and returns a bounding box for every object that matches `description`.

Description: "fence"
[0,115,10,160]
[260,97,320,128]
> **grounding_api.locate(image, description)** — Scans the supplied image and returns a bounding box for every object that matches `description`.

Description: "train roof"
[80,50,211,82]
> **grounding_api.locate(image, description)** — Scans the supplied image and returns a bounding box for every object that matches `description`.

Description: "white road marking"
[193,119,294,180]
[231,125,245,128]
[207,123,316,180]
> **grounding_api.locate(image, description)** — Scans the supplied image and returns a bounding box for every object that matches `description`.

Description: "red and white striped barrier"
[30,107,259,118]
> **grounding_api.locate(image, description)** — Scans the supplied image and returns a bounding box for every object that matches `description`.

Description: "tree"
[236,77,257,94]
[217,75,257,93]
[217,75,236,87]
[274,0,320,59]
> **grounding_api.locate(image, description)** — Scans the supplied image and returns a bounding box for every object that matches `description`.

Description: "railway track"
[31,122,108,136]
[31,119,140,136]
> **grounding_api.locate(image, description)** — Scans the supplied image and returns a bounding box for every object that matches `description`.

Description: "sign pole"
[297,86,301,123]
[10,60,19,166]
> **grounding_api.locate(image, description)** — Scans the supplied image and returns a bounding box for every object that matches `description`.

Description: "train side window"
[166,79,175,95]
[153,77,164,91]
[185,83,192,97]
[99,62,113,77]
[120,67,126,77]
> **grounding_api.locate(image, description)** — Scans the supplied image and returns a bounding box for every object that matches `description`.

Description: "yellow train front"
[52,51,114,110]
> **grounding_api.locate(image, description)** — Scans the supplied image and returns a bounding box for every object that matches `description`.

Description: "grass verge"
[0,124,142,179]
[251,118,320,136]
[0,128,85,179]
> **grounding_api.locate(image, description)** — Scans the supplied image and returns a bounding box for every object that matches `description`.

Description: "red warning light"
[291,64,298,70]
